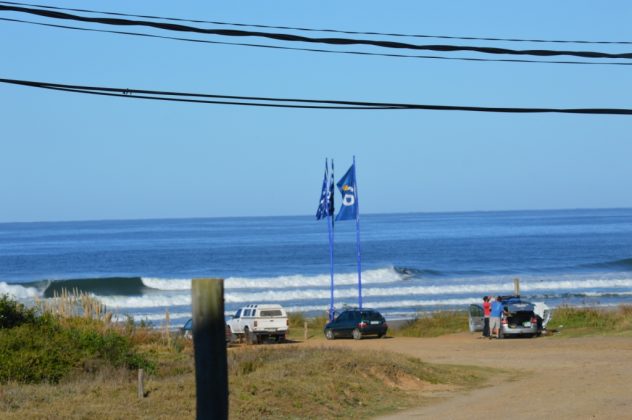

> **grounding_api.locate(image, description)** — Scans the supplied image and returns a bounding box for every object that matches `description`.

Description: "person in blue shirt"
[489,296,504,339]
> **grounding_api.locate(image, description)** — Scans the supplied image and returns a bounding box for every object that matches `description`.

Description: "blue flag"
[335,163,358,221]
[316,159,333,220]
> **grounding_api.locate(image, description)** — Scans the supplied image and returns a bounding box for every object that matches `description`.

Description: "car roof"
[341,308,378,312]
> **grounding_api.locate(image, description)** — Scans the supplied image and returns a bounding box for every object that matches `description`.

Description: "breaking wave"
[579,257,632,271]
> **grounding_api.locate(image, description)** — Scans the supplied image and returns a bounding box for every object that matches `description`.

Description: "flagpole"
[353,156,362,310]
[327,160,335,321]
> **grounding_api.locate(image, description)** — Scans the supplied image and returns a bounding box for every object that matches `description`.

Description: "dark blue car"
[324,309,388,340]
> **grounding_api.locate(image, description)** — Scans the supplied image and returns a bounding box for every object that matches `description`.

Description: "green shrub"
[0,294,36,328]
[0,295,153,383]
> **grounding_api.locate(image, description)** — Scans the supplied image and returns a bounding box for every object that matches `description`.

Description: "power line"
[2,77,631,115]
[1,0,630,46]
[1,4,632,60]
[4,17,630,67]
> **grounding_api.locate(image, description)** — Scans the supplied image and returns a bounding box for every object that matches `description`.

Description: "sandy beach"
[305,333,632,419]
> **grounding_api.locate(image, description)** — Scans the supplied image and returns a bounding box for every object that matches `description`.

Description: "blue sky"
[1,1,632,222]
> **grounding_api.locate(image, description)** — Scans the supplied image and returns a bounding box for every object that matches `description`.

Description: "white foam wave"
[225,267,405,289]
[225,278,632,303]
[96,277,632,309]
[139,267,405,291]
[142,277,191,291]
[581,291,632,297]
[140,272,632,297]
[521,279,632,291]
[0,282,40,300]
[99,294,192,309]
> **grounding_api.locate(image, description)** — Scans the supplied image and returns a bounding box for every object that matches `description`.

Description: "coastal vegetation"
[2,296,631,418]
[1,296,486,418]
[548,305,632,337]
[0,294,153,384]
[393,311,469,337]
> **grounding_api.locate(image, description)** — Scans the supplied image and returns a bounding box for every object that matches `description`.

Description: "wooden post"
[192,278,228,420]
[137,368,144,399]
[304,321,308,341]
[514,277,520,296]
[165,308,171,347]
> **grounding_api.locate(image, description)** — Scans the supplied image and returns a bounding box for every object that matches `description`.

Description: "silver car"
[468,296,551,338]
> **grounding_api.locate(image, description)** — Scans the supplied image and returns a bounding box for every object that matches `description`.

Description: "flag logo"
[335,163,358,221]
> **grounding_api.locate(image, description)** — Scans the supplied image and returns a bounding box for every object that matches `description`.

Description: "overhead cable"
[4,17,630,67]
[1,4,632,60]
[2,77,631,115]
[1,0,630,46]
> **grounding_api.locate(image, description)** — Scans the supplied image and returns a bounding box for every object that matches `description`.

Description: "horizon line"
[1,205,631,225]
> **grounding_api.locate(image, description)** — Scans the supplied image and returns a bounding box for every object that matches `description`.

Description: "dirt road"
[306,333,632,419]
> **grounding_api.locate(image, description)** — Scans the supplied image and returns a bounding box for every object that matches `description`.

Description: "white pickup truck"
[226,304,289,344]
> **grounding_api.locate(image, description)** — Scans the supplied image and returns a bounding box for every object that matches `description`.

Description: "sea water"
[1,208,632,326]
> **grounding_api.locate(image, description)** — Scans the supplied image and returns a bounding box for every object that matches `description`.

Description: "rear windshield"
[506,303,534,312]
[361,311,383,321]
[259,310,283,317]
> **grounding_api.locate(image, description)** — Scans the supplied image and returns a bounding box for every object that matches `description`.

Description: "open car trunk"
[505,310,534,329]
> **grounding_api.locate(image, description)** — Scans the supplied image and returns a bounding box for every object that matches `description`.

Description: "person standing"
[482,296,491,337]
[489,296,504,339]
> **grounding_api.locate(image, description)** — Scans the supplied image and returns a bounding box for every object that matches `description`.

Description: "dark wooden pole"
[192,278,228,420]
[514,277,521,296]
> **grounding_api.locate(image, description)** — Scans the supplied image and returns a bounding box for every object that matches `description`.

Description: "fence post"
[165,308,171,347]
[137,368,144,399]
[304,321,308,341]
[514,277,520,296]
[192,278,228,420]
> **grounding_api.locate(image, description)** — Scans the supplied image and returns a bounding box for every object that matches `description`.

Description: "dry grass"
[0,337,489,419]
[36,288,109,321]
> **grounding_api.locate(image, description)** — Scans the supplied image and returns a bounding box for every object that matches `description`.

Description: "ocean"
[2,208,632,327]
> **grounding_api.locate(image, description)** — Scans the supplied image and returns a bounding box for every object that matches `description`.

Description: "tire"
[377,332,385,339]
[275,334,285,343]
[352,328,362,340]
[325,329,335,340]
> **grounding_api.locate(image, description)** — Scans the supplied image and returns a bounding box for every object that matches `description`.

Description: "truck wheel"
[325,329,335,340]
[352,328,362,340]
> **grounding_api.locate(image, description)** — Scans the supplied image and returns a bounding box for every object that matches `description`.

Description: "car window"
[506,303,534,312]
[469,305,484,317]
[183,319,192,330]
[234,309,242,318]
[337,312,350,321]
[244,309,251,317]
[260,310,283,317]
